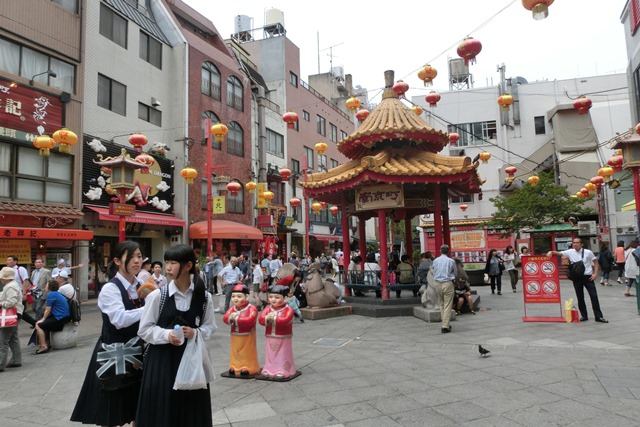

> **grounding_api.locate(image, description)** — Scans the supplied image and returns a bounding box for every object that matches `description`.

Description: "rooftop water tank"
[234,15,252,34]
[265,8,284,27]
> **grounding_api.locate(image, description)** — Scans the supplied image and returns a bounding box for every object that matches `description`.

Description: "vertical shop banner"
[522,256,561,304]
[213,196,226,214]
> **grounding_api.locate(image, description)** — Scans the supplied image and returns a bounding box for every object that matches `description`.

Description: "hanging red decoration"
[579,187,590,198]
[392,80,409,97]
[425,91,441,108]
[226,181,242,196]
[128,133,148,152]
[505,166,517,183]
[355,109,370,122]
[449,132,460,146]
[457,37,482,66]
[417,64,438,86]
[522,0,554,20]
[573,96,592,115]
[329,206,339,217]
[279,167,292,181]
[590,176,604,187]
[289,197,301,208]
[282,111,299,129]
[459,204,468,212]
[608,155,623,172]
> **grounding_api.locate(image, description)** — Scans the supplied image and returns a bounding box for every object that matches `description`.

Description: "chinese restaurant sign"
[355,184,404,211]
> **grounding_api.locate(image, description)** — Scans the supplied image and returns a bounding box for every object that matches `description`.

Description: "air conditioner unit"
[629,226,637,234]
[577,221,596,236]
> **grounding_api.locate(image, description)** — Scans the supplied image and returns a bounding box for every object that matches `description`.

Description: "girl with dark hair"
[614,240,627,284]
[71,240,144,426]
[503,245,519,292]
[484,249,504,295]
[136,244,216,427]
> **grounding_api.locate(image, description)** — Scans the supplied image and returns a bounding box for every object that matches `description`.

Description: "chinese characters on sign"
[355,184,404,211]
[0,78,63,136]
[522,256,561,304]
[213,196,226,214]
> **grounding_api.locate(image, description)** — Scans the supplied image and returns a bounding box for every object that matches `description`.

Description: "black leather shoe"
[595,318,609,323]
[6,363,21,368]
[441,328,451,334]
[580,317,588,322]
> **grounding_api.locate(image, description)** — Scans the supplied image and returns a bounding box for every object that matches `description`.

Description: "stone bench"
[51,321,78,350]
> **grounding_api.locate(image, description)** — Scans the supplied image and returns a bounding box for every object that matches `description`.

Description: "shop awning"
[621,200,636,212]
[86,206,185,227]
[189,220,263,240]
[311,233,343,242]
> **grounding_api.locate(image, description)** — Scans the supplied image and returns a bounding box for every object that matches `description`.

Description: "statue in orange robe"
[223,284,260,377]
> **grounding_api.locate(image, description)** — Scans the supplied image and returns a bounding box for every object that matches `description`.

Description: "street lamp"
[29,69,56,86]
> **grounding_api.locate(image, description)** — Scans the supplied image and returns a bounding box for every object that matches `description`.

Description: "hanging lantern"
[425,91,441,108]
[329,206,339,217]
[590,176,604,187]
[571,194,579,199]
[598,166,614,182]
[449,132,460,146]
[52,128,78,154]
[226,181,242,196]
[459,204,468,212]
[573,96,592,115]
[457,37,482,66]
[392,80,409,97]
[608,155,624,172]
[355,109,370,122]
[181,166,197,184]
[411,105,423,115]
[498,94,514,111]
[346,97,361,113]
[417,64,437,86]
[245,181,257,193]
[289,197,301,208]
[528,175,540,186]
[134,154,155,174]
[128,133,148,152]
[478,151,491,164]
[262,190,275,201]
[314,141,328,155]
[311,201,323,213]
[505,166,517,183]
[319,201,328,209]
[279,167,292,181]
[211,122,228,143]
[579,187,590,198]
[33,135,56,157]
[282,111,299,129]
[522,0,554,20]
[585,182,597,193]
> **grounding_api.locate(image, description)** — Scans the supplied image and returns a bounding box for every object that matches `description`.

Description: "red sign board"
[109,203,136,216]
[0,78,64,136]
[256,215,273,227]
[0,227,93,240]
[522,256,561,304]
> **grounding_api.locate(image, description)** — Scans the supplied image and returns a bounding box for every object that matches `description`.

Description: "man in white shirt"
[547,237,607,323]
[150,261,168,288]
[431,244,457,334]
[53,270,76,300]
[218,257,244,312]
[137,258,152,283]
[6,255,28,286]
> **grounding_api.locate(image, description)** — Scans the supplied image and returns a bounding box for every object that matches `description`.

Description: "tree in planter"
[485,172,594,237]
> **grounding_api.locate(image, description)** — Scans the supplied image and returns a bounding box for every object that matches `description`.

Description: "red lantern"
[226,181,242,196]
[355,109,370,122]
[459,204,468,212]
[505,166,517,183]
[425,91,441,108]
[129,133,148,152]
[392,80,409,97]
[580,187,590,198]
[319,201,327,209]
[498,94,514,111]
[457,37,482,66]
[282,111,299,129]
[522,0,554,20]
[417,64,437,86]
[590,176,604,187]
[607,155,623,172]
[289,197,301,208]
[449,132,460,146]
[329,206,339,217]
[279,167,292,181]
[573,96,592,115]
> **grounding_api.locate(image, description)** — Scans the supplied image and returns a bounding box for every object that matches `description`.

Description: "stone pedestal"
[300,305,351,320]
[413,307,457,323]
[51,322,78,350]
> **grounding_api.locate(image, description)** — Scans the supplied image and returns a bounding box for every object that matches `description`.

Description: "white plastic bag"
[173,329,214,390]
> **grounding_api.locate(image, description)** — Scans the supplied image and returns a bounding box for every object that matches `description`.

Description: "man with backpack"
[547,238,607,323]
[52,270,80,324]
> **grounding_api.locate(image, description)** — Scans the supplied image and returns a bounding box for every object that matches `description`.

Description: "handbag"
[0,307,18,328]
[567,249,585,281]
[95,336,144,391]
[173,329,214,390]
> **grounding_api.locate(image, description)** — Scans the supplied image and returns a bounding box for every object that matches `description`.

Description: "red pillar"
[443,205,451,248]
[118,188,126,243]
[341,200,351,297]
[358,217,366,263]
[379,210,389,300]
[205,118,213,257]
[433,184,443,256]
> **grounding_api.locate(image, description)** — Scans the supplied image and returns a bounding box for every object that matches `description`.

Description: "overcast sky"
[182,0,629,103]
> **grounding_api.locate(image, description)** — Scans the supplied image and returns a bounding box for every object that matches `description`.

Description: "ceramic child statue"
[257,285,301,381]
[222,283,260,378]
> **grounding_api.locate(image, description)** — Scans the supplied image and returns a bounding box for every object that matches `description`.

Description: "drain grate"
[312,338,351,347]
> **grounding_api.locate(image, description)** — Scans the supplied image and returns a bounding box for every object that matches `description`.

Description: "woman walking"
[597,241,615,286]
[614,240,627,284]
[624,241,639,296]
[503,245,519,293]
[485,249,504,295]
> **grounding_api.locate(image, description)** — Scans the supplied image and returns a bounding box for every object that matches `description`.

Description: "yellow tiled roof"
[337,88,449,159]
[301,148,483,190]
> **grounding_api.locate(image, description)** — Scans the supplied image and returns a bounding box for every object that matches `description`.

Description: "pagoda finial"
[384,70,394,88]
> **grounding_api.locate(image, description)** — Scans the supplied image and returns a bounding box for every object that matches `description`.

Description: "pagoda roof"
[337,75,448,160]
[301,148,484,197]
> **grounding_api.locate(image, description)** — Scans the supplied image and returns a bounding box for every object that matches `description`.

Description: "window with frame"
[201,61,221,100]
[266,128,284,157]
[317,115,326,136]
[139,31,162,69]
[330,159,339,169]
[303,110,310,121]
[226,75,244,111]
[329,123,338,142]
[0,142,73,204]
[227,121,244,157]
[304,146,315,169]
[98,74,126,116]
[99,4,127,48]
[340,130,348,140]
[138,102,161,126]
[447,120,496,146]
[289,71,298,87]
[291,159,300,176]
[52,0,78,13]
[450,195,473,204]
[317,154,327,171]
[293,198,302,223]
[227,182,244,213]
[201,179,212,210]
[202,111,221,149]
[267,181,286,205]
[534,116,546,135]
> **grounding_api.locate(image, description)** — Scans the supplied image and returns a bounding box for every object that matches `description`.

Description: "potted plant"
[464,263,486,286]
